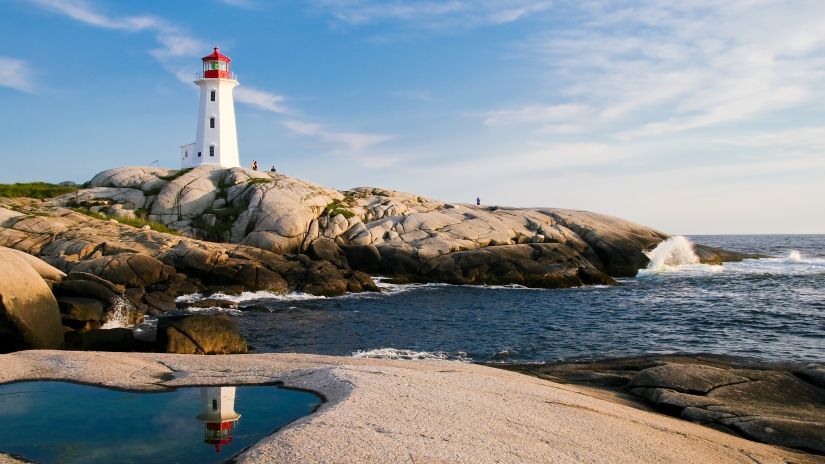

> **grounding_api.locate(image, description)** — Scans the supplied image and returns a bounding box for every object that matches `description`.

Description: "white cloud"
[32,0,203,60]
[218,0,259,9]
[0,57,37,93]
[716,127,825,152]
[313,0,552,28]
[503,0,825,140]
[283,120,393,151]
[30,0,387,151]
[481,104,591,130]
[235,87,289,113]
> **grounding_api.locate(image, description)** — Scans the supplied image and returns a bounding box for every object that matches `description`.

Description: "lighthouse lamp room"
[180,48,241,169]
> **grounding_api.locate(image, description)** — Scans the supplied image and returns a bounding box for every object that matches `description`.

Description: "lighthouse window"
[209,146,215,156]
[197,151,202,157]
[209,117,215,128]
[210,90,216,101]
[212,399,218,411]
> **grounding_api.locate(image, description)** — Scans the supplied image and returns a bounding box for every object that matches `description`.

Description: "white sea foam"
[351,347,470,362]
[176,290,327,304]
[101,296,135,329]
[643,236,702,271]
[640,236,825,277]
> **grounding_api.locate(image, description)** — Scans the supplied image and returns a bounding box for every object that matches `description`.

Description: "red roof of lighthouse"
[202,47,231,62]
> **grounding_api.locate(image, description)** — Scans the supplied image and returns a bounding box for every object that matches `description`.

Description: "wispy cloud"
[32,0,203,59]
[481,103,591,132]
[235,87,289,113]
[30,0,385,151]
[312,0,552,28]
[493,1,825,141]
[218,0,259,9]
[283,120,393,151]
[0,57,37,93]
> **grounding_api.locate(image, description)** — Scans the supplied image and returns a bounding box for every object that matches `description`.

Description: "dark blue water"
[0,382,321,464]
[181,235,825,364]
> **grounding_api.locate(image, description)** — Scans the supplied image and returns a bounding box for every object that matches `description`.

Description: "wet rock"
[156,314,247,354]
[501,355,825,456]
[422,243,615,288]
[65,328,135,351]
[0,252,64,352]
[53,279,119,304]
[342,244,382,273]
[56,296,105,322]
[143,291,177,312]
[628,364,751,394]
[301,261,348,296]
[65,271,124,295]
[308,237,348,268]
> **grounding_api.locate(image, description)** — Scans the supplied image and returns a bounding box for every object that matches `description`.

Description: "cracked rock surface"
[0,351,819,464]
[0,198,377,315]
[501,354,825,457]
[48,166,754,289]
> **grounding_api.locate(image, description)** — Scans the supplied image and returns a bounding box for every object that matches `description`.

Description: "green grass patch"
[323,200,355,219]
[246,177,271,185]
[0,182,79,199]
[157,168,193,181]
[71,207,180,235]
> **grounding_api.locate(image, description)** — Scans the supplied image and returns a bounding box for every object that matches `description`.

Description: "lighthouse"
[180,48,240,168]
[196,386,242,453]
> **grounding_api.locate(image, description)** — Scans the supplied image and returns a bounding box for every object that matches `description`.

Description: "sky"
[1,0,823,234]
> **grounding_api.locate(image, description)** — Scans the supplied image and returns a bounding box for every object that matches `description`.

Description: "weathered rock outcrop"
[156,314,247,354]
[0,198,377,316]
[0,249,64,351]
[501,354,825,455]
[49,166,753,289]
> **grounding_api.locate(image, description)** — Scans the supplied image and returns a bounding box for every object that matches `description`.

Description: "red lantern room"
[202,47,231,79]
[204,420,237,453]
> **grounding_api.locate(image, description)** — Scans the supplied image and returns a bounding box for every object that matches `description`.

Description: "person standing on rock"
[476,196,481,206]
[251,160,258,171]
[270,165,276,172]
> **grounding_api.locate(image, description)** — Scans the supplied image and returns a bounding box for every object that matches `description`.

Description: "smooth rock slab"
[0,351,818,464]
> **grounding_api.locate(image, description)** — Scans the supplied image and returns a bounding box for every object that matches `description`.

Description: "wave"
[640,236,825,277]
[176,290,328,304]
[351,347,471,362]
[643,236,702,271]
[101,297,138,329]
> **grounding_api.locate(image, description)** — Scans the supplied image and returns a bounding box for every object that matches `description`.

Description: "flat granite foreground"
[0,351,820,464]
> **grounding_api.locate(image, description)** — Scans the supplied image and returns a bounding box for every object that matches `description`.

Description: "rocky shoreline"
[495,354,825,456]
[1,351,821,464]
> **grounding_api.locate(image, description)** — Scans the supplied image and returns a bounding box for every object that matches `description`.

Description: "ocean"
[174,235,825,364]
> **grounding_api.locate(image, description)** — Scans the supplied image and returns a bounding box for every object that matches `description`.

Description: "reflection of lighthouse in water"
[197,387,241,453]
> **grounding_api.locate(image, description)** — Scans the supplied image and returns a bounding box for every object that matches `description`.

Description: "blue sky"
[1,0,824,234]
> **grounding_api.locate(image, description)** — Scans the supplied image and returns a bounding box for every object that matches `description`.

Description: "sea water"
[175,235,824,364]
[0,382,321,464]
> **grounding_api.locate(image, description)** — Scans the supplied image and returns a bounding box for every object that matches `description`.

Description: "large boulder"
[627,362,825,454]
[0,251,64,351]
[422,243,615,287]
[72,253,173,287]
[156,314,247,354]
[0,247,66,282]
[308,237,348,268]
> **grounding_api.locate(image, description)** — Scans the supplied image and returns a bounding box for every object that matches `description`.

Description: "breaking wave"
[643,236,703,271]
[101,297,136,329]
[176,291,327,304]
[351,347,470,362]
[641,236,825,277]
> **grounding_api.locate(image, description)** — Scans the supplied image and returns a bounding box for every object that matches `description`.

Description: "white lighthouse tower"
[180,48,240,168]
[196,386,241,453]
